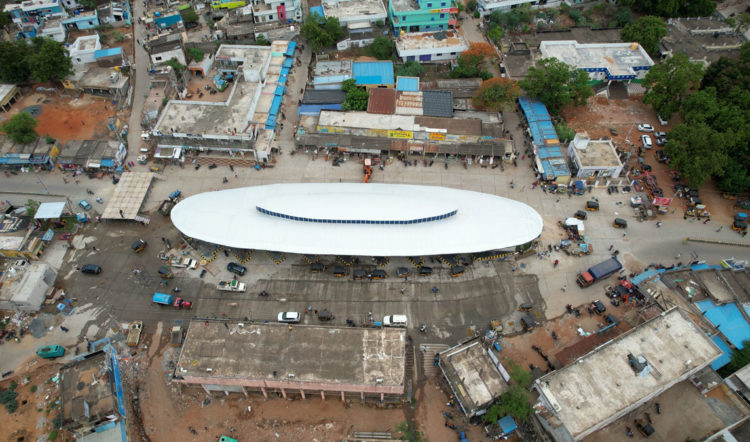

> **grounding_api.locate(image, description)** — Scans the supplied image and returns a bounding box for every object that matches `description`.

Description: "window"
[440,14,444,18]
[427,2,432,6]
[402,16,406,21]
[450,52,456,55]
[441,2,445,6]
[431,17,435,21]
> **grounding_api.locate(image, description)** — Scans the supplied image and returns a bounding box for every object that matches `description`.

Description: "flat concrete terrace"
[322,0,386,21]
[79,67,128,89]
[534,308,722,440]
[175,322,406,396]
[216,45,271,71]
[391,0,419,11]
[539,41,654,77]
[572,138,621,168]
[101,172,154,220]
[396,30,468,52]
[440,339,508,417]
[156,79,260,135]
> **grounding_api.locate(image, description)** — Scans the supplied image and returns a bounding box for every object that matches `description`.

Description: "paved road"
[126,1,150,156]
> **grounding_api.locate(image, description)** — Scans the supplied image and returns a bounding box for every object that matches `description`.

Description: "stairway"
[419,344,449,380]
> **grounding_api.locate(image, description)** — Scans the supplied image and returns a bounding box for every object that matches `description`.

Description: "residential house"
[250,0,302,24]
[388,0,457,34]
[148,32,187,68]
[68,34,102,65]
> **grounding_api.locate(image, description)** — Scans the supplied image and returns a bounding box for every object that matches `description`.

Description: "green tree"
[487,25,504,45]
[718,162,750,194]
[0,11,10,29]
[0,40,31,84]
[643,52,704,119]
[520,58,593,114]
[618,0,715,18]
[718,340,750,377]
[726,13,750,34]
[615,6,633,26]
[180,7,199,25]
[396,61,424,77]
[555,121,576,143]
[466,0,478,12]
[1,111,38,144]
[254,34,271,46]
[472,78,520,111]
[367,37,395,60]
[483,360,534,423]
[664,123,727,187]
[78,0,97,9]
[25,199,41,216]
[342,79,369,111]
[164,58,186,76]
[679,87,720,125]
[301,13,344,52]
[29,37,73,83]
[620,16,667,57]
[188,47,204,62]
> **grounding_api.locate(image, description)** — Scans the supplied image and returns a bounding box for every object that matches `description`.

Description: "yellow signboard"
[429,132,445,141]
[388,130,413,139]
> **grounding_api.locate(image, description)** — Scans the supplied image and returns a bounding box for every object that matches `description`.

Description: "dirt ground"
[562,97,737,225]
[8,93,117,145]
[184,74,233,103]
[0,361,67,442]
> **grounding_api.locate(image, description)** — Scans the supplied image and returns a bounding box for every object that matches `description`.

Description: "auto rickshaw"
[318,309,334,321]
[131,239,147,253]
[332,266,346,277]
[613,218,628,229]
[586,200,600,211]
[733,219,747,232]
[353,269,367,280]
[158,265,173,279]
[574,210,587,220]
[450,266,465,277]
[310,262,326,273]
[396,267,410,278]
[517,303,533,312]
[370,269,387,280]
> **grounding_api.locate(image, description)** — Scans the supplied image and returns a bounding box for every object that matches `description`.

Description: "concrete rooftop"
[396,30,468,52]
[540,40,654,77]
[156,79,259,135]
[176,322,406,387]
[571,134,622,168]
[440,339,509,415]
[216,44,271,72]
[535,308,722,440]
[391,0,419,11]
[60,351,118,430]
[323,0,386,20]
[78,67,128,89]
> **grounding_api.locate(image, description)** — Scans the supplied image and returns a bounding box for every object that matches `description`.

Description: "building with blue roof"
[396,76,419,92]
[352,61,395,89]
[518,96,571,183]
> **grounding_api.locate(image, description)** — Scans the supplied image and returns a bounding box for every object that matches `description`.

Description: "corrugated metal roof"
[422,90,453,118]
[353,61,395,85]
[302,90,346,104]
[396,76,419,92]
[299,103,343,115]
[367,88,396,115]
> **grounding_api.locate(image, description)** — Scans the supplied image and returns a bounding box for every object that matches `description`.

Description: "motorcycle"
[258,291,269,297]
[419,324,427,333]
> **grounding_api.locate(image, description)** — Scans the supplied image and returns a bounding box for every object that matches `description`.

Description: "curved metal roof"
[170,183,543,256]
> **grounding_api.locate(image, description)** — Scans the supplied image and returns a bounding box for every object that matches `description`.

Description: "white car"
[277,311,300,323]
[638,124,654,132]
[654,131,667,138]
[383,314,407,327]
[641,135,653,149]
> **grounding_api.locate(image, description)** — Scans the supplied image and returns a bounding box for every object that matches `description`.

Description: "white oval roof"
[170,183,543,256]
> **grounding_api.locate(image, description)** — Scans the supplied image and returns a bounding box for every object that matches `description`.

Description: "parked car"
[654,131,667,138]
[353,269,368,280]
[81,264,101,274]
[656,137,667,146]
[641,135,652,149]
[78,200,92,211]
[396,267,410,278]
[310,263,326,273]
[369,269,387,280]
[227,262,246,276]
[418,266,433,276]
[657,115,668,126]
[277,311,301,323]
[637,123,654,132]
[383,314,407,327]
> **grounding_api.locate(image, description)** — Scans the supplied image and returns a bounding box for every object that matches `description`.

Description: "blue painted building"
[352,61,395,89]
[518,95,570,183]
[62,9,99,30]
[4,0,66,39]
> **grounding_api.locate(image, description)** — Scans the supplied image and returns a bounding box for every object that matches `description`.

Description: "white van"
[383,315,407,327]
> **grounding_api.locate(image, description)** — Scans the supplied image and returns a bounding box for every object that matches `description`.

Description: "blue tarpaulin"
[498,416,517,434]
[283,58,293,68]
[274,85,285,96]
[710,336,732,370]
[309,6,325,21]
[285,41,297,57]
[101,158,114,167]
[298,103,343,115]
[353,61,394,85]
[697,300,750,349]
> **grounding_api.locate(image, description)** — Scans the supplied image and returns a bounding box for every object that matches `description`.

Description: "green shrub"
[49,430,58,441]
[474,10,480,18]
[30,385,37,393]
[0,389,18,404]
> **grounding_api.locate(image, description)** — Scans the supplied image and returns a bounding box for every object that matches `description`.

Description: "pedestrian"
[92,246,97,252]
[561,285,567,292]
[400,287,405,294]
[423,345,427,352]
[622,232,627,237]
[608,244,613,251]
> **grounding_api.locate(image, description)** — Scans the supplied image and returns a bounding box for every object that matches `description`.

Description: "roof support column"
[242,386,248,398]
[202,384,211,395]
[299,389,305,399]
[280,387,287,399]
[261,386,268,399]
[381,393,384,403]
[360,391,364,402]
[320,391,325,400]
[340,391,345,402]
